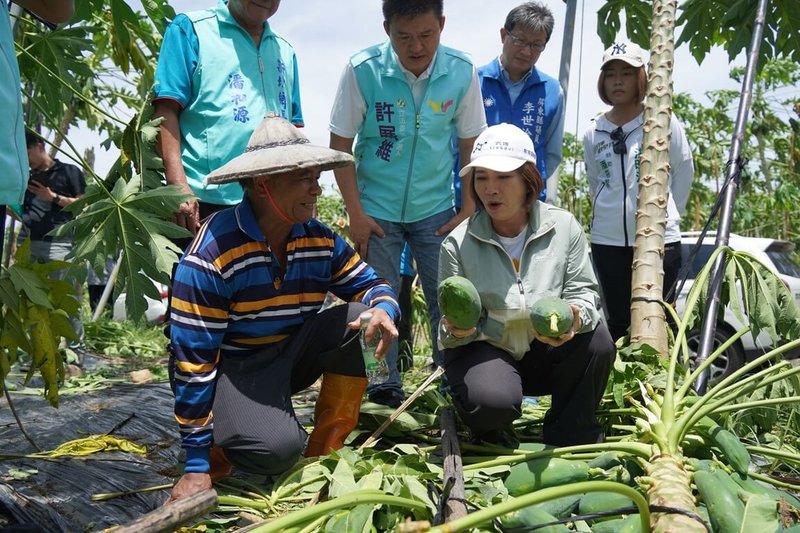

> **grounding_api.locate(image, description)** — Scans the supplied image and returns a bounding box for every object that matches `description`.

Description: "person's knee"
[589,323,616,367]
[454,385,522,432]
[225,434,306,476]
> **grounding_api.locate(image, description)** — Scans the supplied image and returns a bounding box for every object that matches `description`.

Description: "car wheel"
[686,325,746,387]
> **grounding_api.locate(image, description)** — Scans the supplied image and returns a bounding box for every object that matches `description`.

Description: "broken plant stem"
[4,388,40,451]
[92,483,173,501]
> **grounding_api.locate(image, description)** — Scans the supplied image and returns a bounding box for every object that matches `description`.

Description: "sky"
[66,0,787,189]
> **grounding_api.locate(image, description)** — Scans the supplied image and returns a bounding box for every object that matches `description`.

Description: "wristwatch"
[53,194,61,205]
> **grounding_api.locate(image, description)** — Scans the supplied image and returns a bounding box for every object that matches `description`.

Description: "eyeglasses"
[610,127,627,155]
[506,32,546,52]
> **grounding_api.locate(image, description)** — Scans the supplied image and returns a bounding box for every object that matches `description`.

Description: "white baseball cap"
[601,41,646,69]
[458,123,537,177]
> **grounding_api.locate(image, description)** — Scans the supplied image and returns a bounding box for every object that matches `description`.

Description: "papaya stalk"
[675,338,800,439]
[462,441,652,472]
[245,490,427,533]
[425,481,650,533]
[745,446,800,468]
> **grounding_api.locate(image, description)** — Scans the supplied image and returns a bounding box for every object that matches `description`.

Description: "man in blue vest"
[479,1,564,203]
[329,0,486,407]
[152,0,303,248]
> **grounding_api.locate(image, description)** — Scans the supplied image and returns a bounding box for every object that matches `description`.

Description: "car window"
[681,243,715,278]
[766,250,800,278]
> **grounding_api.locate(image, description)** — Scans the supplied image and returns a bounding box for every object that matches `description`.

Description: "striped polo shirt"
[170,196,399,471]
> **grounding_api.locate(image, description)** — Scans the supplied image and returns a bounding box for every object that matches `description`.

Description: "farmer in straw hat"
[167,113,400,503]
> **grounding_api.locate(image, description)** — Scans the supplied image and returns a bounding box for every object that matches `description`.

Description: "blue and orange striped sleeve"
[169,252,231,473]
[328,232,400,322]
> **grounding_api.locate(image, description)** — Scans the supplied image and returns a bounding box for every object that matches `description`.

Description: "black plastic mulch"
[0,383,180,532]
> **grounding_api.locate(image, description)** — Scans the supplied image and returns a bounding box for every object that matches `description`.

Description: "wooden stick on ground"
[110,489,217,533]
[440,407,468,522]
[359,366,445,450]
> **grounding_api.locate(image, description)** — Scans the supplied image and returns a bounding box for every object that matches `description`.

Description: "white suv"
[112,280,169,324]
[674,232,800,384]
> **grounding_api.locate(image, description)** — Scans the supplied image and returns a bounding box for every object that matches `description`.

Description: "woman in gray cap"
[583,41,694,341]
[167,114,400,502]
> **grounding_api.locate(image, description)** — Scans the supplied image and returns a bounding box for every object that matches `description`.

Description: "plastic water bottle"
[359,311,388,385]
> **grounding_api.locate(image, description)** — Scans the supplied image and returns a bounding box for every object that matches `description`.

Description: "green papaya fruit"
[531,297,573,337]
[438,275,481,329]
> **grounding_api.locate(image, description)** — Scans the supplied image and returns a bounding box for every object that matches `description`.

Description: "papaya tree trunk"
[629,0,677,354]
[646,454,703,532]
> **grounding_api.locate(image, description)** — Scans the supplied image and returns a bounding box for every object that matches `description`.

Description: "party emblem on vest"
[427,99,454,113]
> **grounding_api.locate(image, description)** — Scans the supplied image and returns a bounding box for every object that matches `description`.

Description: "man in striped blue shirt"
[167,114,400,503]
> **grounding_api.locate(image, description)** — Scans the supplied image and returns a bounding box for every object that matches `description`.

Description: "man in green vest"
[329,0,487,407]
[153,0,303,249]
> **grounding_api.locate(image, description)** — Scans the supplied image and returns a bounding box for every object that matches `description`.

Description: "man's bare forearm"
[153,100,190,193]
[329,133,362,215]
[458,136,478,215]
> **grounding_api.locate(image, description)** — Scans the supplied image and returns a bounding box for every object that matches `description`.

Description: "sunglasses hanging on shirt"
[610,127,628,155]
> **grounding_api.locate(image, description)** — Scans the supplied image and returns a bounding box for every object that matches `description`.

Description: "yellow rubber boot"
[304,373,368,457]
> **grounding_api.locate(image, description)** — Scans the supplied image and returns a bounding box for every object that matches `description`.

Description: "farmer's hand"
[167,472,212,504]
[174,194,200,235]
[348,211,383,258]
[532,304,582,348]
[347,307,397,359]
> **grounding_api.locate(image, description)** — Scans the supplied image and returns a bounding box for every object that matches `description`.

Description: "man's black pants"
[170,302,367,475]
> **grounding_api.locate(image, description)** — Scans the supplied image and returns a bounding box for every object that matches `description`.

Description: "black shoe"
[368,389,405,408]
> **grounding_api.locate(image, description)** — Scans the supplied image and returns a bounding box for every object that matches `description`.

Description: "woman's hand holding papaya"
[532,304,582,347]
[442,316,476,339]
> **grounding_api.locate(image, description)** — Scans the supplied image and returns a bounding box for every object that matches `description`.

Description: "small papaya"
[504,457,590,497]
[532,493,582,519]
[694,416,751,474]
[578,491,635,517]
[531,297,573,337]
[500,507,570,532]
[589,515,643,533]
[694,470,744,533]
[438,275,481,329]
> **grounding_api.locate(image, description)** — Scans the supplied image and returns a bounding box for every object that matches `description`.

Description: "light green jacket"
[438,202,602,359]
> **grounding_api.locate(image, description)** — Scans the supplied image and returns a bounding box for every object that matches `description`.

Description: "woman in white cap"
[583,41,694,341]
[167,114,400,503]
[439,123,614,447]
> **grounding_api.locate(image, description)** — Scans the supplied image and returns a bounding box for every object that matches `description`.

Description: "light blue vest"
[352,41,473,223]
[181,3,298,205]
[0,2,27,205]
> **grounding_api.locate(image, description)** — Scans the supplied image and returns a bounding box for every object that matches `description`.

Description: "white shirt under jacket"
[583,112,694,247]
